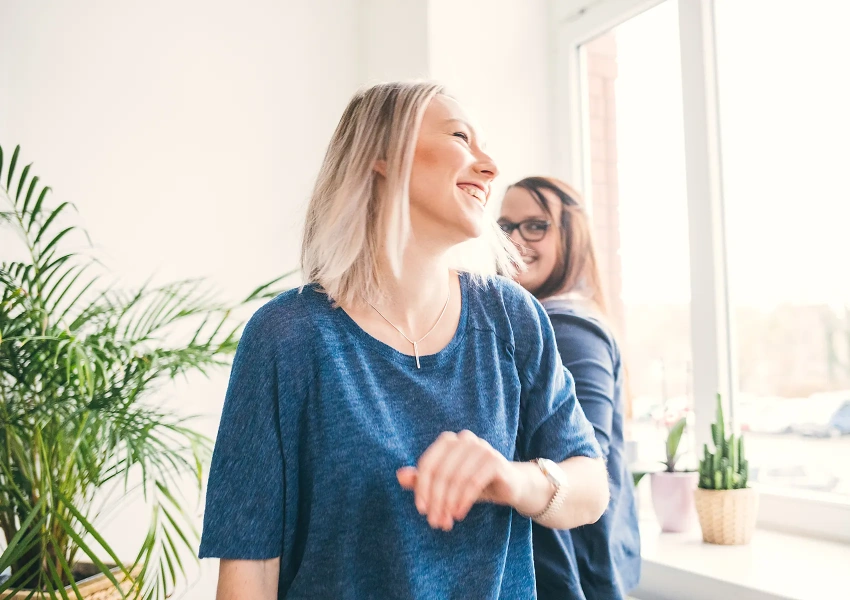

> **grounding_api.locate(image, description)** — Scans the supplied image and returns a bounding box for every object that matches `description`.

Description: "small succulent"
[698,394,749,490]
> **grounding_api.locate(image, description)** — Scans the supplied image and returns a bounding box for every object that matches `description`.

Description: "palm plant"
[0,145,290,598]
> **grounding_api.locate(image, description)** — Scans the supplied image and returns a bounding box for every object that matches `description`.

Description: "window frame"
[551,0,850,543]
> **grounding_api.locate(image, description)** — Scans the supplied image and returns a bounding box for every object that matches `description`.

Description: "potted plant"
[0,145,289,598]
[649,416,699,532]
[694,393,759,545]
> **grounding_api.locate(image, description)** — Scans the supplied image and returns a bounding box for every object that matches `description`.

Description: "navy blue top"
[199,273,602,599]
[533,298,641,600]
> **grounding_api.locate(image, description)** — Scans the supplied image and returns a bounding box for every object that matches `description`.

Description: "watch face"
[537,458,563,487]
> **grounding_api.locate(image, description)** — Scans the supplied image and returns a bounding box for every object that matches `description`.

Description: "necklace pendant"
[366,279,451,372]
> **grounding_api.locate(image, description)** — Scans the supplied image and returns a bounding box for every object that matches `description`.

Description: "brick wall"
[585,34,625,342]
[585,33,630,416]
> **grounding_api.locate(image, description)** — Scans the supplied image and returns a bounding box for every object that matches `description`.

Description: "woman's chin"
[447,217,485,244]
[513,269,528,284]
[515,270,540,293]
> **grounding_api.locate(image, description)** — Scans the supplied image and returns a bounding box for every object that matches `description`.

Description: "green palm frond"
[0,144,296,598]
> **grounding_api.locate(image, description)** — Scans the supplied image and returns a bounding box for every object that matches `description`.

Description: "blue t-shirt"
[199,273,602,599]
[533,299,641,600]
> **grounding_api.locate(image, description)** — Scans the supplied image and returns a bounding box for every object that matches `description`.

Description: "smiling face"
[407,95,499,248]
[499,185,563,296]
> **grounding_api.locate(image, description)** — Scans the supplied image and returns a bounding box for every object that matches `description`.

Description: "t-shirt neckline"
[334,271,470,370]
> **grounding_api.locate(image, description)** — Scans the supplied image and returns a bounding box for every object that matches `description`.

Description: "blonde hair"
[301,81,519,306]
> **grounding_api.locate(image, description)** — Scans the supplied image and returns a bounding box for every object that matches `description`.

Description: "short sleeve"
[514,297,602,463]
[549,314,616,457]
[199,309,284,559]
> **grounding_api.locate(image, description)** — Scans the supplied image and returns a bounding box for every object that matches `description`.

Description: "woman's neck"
[372,240,453,334]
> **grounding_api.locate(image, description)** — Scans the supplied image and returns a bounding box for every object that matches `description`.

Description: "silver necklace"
[368,285,451,369]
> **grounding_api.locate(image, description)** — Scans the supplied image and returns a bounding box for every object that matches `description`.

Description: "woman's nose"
[509,230,526,251]
[475,150,499,181]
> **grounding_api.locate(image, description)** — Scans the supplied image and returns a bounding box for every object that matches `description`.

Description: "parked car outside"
[793,392,850,438]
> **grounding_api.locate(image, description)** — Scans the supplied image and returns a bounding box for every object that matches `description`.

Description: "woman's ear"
[373,159,387,177]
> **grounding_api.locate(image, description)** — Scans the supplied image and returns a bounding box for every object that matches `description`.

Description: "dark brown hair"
[509,176,609,317]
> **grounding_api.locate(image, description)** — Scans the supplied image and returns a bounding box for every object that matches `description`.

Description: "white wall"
[362,0,431,82]
[430,0,554,193]
[363,0,555,193]
[0,1,557,596]
[0,1,361,596]
[1,0,361,290]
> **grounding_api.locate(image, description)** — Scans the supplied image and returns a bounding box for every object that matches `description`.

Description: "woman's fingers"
[448,451,499,522]
[405,430,507,531]
[441,431,491,520]
[422,432,470,530]
[396,466,417,490]
[414,431,455,517]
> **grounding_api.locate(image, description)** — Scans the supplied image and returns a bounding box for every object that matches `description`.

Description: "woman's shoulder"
[467,273,541,316]
[241,284,326,346]
[464,273,553,352]
[541,298,620,359]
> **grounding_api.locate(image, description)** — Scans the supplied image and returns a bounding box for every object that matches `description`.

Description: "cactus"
[698,393,749,490]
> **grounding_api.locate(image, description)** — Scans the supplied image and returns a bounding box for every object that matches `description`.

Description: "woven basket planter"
[694,487,759,545]
[1,564,138,600]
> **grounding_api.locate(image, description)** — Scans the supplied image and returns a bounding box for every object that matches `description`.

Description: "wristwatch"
[521,458,568,524]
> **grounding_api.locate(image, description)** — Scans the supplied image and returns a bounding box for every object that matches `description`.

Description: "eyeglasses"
[498,219,551,243]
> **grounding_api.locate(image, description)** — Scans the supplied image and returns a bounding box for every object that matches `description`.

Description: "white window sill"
[631,520,850,600]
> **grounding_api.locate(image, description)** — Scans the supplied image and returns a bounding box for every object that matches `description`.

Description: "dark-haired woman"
[500,177,641,600]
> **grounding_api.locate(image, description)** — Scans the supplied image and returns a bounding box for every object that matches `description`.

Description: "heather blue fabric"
[533,298,641,600]
[199,273,602,599]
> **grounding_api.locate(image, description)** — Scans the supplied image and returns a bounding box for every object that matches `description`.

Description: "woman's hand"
[396,430,529,531]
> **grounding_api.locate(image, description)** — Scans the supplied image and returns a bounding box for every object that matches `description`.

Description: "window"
[715,0,850,497]
[555,0,850,541]
[580,1,694,470]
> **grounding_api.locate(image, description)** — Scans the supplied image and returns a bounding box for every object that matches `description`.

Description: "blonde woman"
[500,177,641,599]
[199,82,610,599]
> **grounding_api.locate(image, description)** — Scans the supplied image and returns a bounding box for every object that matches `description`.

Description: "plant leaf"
[33,202,73,247]
[21,174,39,217]
[0,497,48,573]
[6,144,20,189]
[665,416,687,470]
[52,510,129,599]
[27,185,52,232]
[244,270,296,302]
[15,163,32,202]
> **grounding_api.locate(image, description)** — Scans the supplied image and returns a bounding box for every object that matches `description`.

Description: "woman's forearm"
[217,558,280,600]
[511,456,609,529]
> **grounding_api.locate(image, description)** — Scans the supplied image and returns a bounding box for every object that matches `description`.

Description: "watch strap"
[519,459,566,523]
